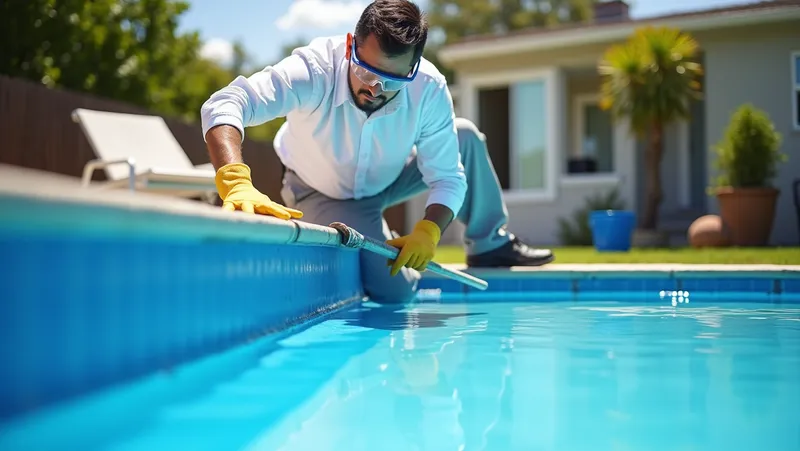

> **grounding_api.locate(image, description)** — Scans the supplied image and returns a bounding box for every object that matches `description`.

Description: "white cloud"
[275,0,368,30]
[200,38,235,67]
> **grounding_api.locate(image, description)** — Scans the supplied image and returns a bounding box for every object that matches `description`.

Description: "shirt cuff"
[201,114,245,143]
[425,180,466,218]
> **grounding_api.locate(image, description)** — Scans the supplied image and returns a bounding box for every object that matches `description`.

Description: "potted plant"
[557,187,626,245]
[709,103,787,246]
[598,26,703,247]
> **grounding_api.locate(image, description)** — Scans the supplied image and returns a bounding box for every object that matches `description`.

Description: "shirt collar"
[333,56,409,116]
[333,57,351,108]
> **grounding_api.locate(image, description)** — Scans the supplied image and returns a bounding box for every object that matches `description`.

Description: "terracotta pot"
[716,187,779,246]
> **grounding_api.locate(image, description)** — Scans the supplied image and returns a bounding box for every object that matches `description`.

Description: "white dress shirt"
[200,35,467,216]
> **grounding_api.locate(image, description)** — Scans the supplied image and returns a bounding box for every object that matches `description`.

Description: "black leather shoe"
[467,237,555,268]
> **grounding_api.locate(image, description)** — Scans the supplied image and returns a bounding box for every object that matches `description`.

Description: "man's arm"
[385,81,465,275]
[414,82,467,234]
[206,124,244,169]
[423,203,454,233]
[200,52,324,170]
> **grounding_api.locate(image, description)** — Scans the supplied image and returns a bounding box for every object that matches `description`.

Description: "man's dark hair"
[355,0,428,66]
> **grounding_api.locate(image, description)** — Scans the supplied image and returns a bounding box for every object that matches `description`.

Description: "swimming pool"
[1,165,799,450]
[1,300,798,450]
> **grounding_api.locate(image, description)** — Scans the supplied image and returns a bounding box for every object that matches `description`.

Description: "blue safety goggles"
[349,37,420,92]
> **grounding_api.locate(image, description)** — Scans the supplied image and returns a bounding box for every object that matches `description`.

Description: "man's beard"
[355,88,388,113]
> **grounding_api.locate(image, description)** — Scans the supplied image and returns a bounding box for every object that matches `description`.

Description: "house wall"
[504,178,626,246]
[451,43,612,75]
[699,21,800,245]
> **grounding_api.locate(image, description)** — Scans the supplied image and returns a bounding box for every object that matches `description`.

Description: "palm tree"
[598,26,703,230]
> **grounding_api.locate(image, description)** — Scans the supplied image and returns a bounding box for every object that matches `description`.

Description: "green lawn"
[435,246,800,265]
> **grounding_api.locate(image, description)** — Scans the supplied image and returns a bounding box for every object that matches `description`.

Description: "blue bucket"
[589,210,636,252]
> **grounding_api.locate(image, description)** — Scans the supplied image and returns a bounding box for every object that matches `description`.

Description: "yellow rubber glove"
[214,163,303,219]
[385,219,441,276]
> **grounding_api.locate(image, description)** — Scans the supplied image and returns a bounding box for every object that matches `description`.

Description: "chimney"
[593,0,630,23]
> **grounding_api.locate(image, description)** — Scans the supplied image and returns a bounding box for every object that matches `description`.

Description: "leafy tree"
[425,0,596,82]
[0,0,287,138]
[0,0,206,121]
[426,0,594,43]
[598,26,703,230]
[167,56,233,121]
[230,40,251,77]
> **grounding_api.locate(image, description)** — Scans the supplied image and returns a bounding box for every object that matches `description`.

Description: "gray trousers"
[280,117,510,303]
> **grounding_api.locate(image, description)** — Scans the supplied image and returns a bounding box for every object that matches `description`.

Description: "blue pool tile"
[578,277,677,293]
[420,272,800,300]
[463,290,575,302]
[782,279,800,294]
[0,234,363,421]
[487,277,570,293]
[458,277,573,295]
[679,277,774,294]
[517,278,573,292]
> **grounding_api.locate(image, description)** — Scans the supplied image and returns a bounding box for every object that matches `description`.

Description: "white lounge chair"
[72,108,217,202]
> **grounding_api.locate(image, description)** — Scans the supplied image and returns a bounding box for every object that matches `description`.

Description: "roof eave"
[438,7,800,66]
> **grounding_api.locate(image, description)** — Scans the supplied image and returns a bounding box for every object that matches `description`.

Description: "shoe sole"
[467,253,556,268]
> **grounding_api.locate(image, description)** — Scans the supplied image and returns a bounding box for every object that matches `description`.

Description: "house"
[410,0,800,247]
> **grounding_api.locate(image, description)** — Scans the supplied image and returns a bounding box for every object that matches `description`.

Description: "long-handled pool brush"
[329,222,488,291]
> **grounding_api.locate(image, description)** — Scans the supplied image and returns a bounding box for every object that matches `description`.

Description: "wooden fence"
[0,75,405,233]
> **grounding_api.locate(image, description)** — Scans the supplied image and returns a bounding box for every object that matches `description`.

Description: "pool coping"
[0,163,347,248]
[428,263,800,277]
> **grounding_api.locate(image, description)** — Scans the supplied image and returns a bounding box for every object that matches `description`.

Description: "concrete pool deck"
[438,263,800,273]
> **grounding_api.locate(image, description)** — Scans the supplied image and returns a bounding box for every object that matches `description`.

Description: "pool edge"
[419,264,800,303]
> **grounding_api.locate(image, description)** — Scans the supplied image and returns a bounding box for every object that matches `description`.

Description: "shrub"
[710,103,786,189]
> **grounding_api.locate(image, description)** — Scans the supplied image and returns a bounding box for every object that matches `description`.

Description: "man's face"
[348,33,417,114]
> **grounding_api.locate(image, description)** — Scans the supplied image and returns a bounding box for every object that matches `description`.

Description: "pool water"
[3,301,799,451]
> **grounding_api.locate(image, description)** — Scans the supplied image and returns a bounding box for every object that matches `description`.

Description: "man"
[201,0,554,303]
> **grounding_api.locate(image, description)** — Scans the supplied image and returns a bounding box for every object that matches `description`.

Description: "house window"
[793,51,800,130]
[569,95,614,175]
[463,67,561,200]
[510,80,548,190]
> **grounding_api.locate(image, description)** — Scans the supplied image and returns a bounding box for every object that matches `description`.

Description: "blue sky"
[179,0,755,69]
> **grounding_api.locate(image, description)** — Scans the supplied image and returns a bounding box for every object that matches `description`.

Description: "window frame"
[569,93,617,175]
[458,67,563,203]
